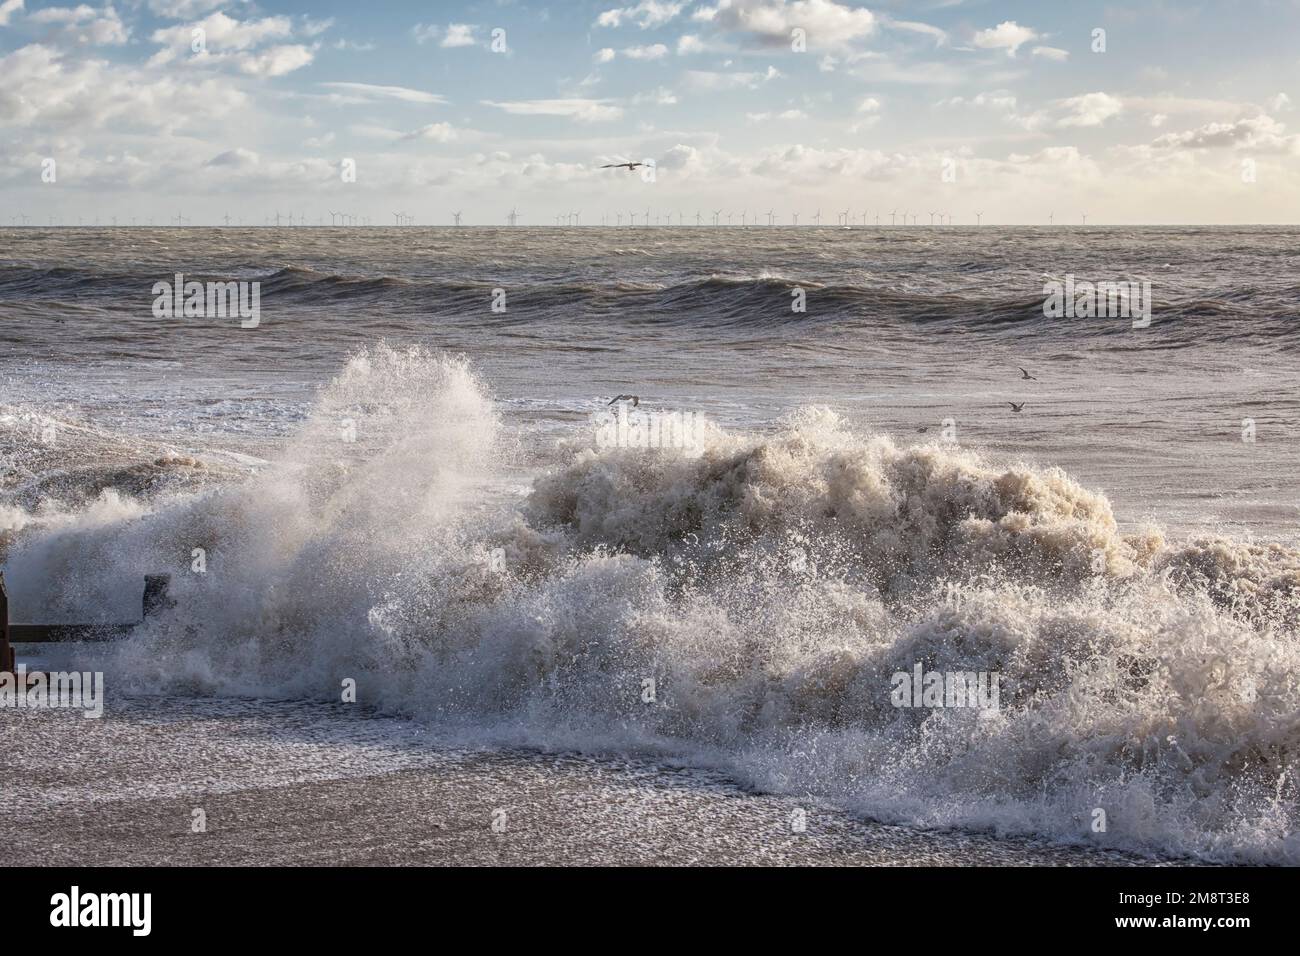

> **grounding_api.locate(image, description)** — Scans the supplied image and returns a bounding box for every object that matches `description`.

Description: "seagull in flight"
[1017,366,1037,381]
[601,162,645,172]
[1007,402,1026,413]
[608,394,640,406]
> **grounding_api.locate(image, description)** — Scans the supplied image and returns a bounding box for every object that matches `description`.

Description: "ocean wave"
[7,259,1298,342]
[2,347,1297,862]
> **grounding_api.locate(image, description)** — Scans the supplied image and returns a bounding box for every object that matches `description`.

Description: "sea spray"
[2,351,1297,864]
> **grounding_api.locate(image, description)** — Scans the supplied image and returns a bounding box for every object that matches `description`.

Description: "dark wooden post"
[0,571,13,674]
[143,574,173,620]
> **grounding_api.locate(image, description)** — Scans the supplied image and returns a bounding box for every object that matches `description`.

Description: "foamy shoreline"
[0,695,1167,867]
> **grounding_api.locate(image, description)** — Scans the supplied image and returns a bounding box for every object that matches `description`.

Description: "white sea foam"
[2,346,1297,863]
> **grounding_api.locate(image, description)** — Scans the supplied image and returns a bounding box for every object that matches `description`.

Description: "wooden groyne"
[0,571,170,675]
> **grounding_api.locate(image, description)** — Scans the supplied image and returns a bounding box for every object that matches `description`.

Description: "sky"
[1,0,1298,225]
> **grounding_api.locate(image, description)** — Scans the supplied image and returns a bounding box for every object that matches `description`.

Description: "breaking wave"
[2,346,1297,863]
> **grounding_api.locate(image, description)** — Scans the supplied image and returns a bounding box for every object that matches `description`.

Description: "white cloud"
[938,91,1019,113]
[594,47,616,62]
[972,20,1039,58]
[152,12,293,54]
[1122,95,1245,120]
[857,96,881,113]
[1268,92,1292,113]
[596,2,684,29]
[676,34,706,54]
[206,147,259,169]
[684,65,780,91]
[318,82,446,105]
[698,0,876,50]
[402,122,459,143]
[0,42,248,132]
[0,0,23,27]
[1031,46,1068,61]
[146,0,230,19]
[27,4,129,45]
[147,12,318,75]
[631,87,678,105]
[1151,115,1298,153]
[481,98,624,122]
[441,24,478,48]
[233,46,312,76]
[747,108,805,122]
[1056,91,1122,127]
[884,18,947,47]
[411,23,480,47]
[622,43,668,59]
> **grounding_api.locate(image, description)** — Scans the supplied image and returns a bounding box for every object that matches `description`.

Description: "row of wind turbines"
[492,209,1092,227]
[6,210,1095,228]
[526,209,993,227]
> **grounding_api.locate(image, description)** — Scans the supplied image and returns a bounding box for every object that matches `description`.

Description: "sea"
[1,224,1298,864]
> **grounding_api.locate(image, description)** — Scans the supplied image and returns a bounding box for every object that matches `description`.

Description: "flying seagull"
[608,394,640,406]
[1007,402,1025,413]
[1017,366,1037,381]
[601,162,645,172]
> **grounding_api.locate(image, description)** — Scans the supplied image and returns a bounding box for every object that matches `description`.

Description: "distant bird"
[608,394,640,406]
[1017,366,1037,381]
[601,162,645,172]
[1007,402,1025,413]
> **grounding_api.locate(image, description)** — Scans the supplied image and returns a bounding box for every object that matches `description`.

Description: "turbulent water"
[2,226,1298,864]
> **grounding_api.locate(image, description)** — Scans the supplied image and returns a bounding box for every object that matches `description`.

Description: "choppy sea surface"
[1,226,1298,864]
